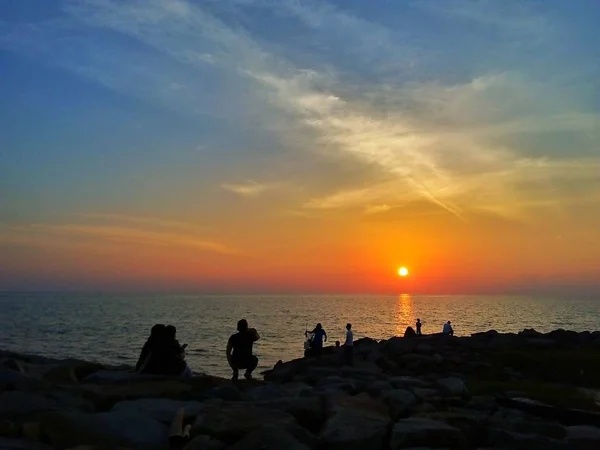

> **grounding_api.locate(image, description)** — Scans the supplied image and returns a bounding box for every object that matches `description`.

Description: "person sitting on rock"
[443,321,454,336]
[306,323,327,356]
[227,319,260,380]
[136,323,165,372]
[416,318,422,336]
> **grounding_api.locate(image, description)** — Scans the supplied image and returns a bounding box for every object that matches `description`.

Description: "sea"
[1,293,599,378]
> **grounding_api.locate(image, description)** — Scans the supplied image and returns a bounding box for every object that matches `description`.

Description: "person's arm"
[324,331,328,342]
[250,328,260,341]
[226,337,234,368]
[137,351,153,373]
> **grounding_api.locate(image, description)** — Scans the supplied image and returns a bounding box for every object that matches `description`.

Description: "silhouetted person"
[161,325,189,376]
[344,323,354,366]
[227,319,260,380]
[306,323,327,356]
[136,324,165,372]
[443,321,454,336]
[416,318,422,336]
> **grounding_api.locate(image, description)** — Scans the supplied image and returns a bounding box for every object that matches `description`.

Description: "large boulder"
[183,435,226,450]
[566,425,600,450]
[191,403,303,445]
[0,438,54,450]
[0,391,93,418]
[436,377,469,397]
[390,418,465,449]
[245,384,289,402]
[382,389,418,419]
[210,384,244,402]
[366,380,393,397]
[226,425,311,450]
[319,408,389,450]
[388,376,430,390]
[39,410,169,449]
[111,398,204,423]
[254,396,325,433]
[0,369,25,384]
[485,427,569,450]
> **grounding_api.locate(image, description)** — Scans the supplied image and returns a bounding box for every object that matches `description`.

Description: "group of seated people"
[135,324,192,377]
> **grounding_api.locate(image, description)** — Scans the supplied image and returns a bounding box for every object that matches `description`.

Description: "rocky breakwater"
[0,328,598,450]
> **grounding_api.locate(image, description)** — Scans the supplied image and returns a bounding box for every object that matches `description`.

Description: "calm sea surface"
[1,293,599,378]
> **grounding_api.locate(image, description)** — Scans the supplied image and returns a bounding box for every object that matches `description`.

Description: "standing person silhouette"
[306,323,327,357]
[344,323,354,366]
[416,318,422,336]
[227,319,260,380]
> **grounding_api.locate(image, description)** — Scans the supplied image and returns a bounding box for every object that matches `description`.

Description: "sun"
[398,267,409,277]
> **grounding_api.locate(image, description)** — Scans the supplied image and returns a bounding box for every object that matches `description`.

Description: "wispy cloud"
[221,181,273,197]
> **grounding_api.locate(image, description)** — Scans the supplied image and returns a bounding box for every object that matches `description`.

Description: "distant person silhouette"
[306,323,327,356]
[443,321,454,336]
[136,324,165,372]
[344,323,354,366]
[227,319,260,380]
[416,318,422,336]
[138,324,191,377]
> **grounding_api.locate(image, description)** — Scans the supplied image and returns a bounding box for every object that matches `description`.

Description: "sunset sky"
[1,0,599,294]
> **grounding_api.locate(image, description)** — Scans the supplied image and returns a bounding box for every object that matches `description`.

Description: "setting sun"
[398,267,409,277]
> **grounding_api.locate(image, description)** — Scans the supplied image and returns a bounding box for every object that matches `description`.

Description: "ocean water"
[1,293,599,378]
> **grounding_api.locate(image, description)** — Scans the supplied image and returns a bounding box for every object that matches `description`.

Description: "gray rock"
[0,369,25,384]
[566,425,600,450]
[383,389,418,419]
[366,380,393,397]
[211,384,244,402]
[485,427,569,450]
[281,382,313,397]
[412,388,440,401]
[191,403,300,445]
[246,384,289,402]
[0,391,92,417]
[390,418,465,450]
[111,398,204,424]
[319,409,390,450]
[40,410,169,449]
[226,425,310,450]
[183,435,226,450]
[436,377,469,397]
[389,376,430,390]
[254,396,324,433]
[0,438,54,450]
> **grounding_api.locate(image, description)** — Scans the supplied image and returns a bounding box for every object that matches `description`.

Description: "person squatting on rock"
[227,319,260,380]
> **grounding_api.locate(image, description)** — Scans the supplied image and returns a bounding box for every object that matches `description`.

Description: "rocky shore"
[2,328,600,450]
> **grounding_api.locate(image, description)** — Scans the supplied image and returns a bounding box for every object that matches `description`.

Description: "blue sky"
[1,0,599,292]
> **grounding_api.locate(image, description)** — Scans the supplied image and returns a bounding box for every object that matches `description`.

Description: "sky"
[1,0,599,294]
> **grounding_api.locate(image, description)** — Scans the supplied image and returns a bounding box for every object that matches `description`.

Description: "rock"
[281,382,313,398]
[191,403,300,445]
[81,370,163,383]
[0,421,20,438]
[366,380,393,397]
[485,427,569,450]
[436,377,469,397]
[489,417,565,440]
[566,425,600,450]
[0,369,25,384]
[383,389,418,419]
[183,435,226,450]
[226,425,310,450]
[0,391,92,418]
[0,438,54,450]
[388,376,430,390]
[390,418,465,450]
[404,327,417,338]
[211,384,244,402]
[319,408,390,450]
[111,398,204,423]
[466,395,497,412]
[245,384,289,402]
[39,410,169,449]
[254,396,324,433]
[412,388,439,401]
